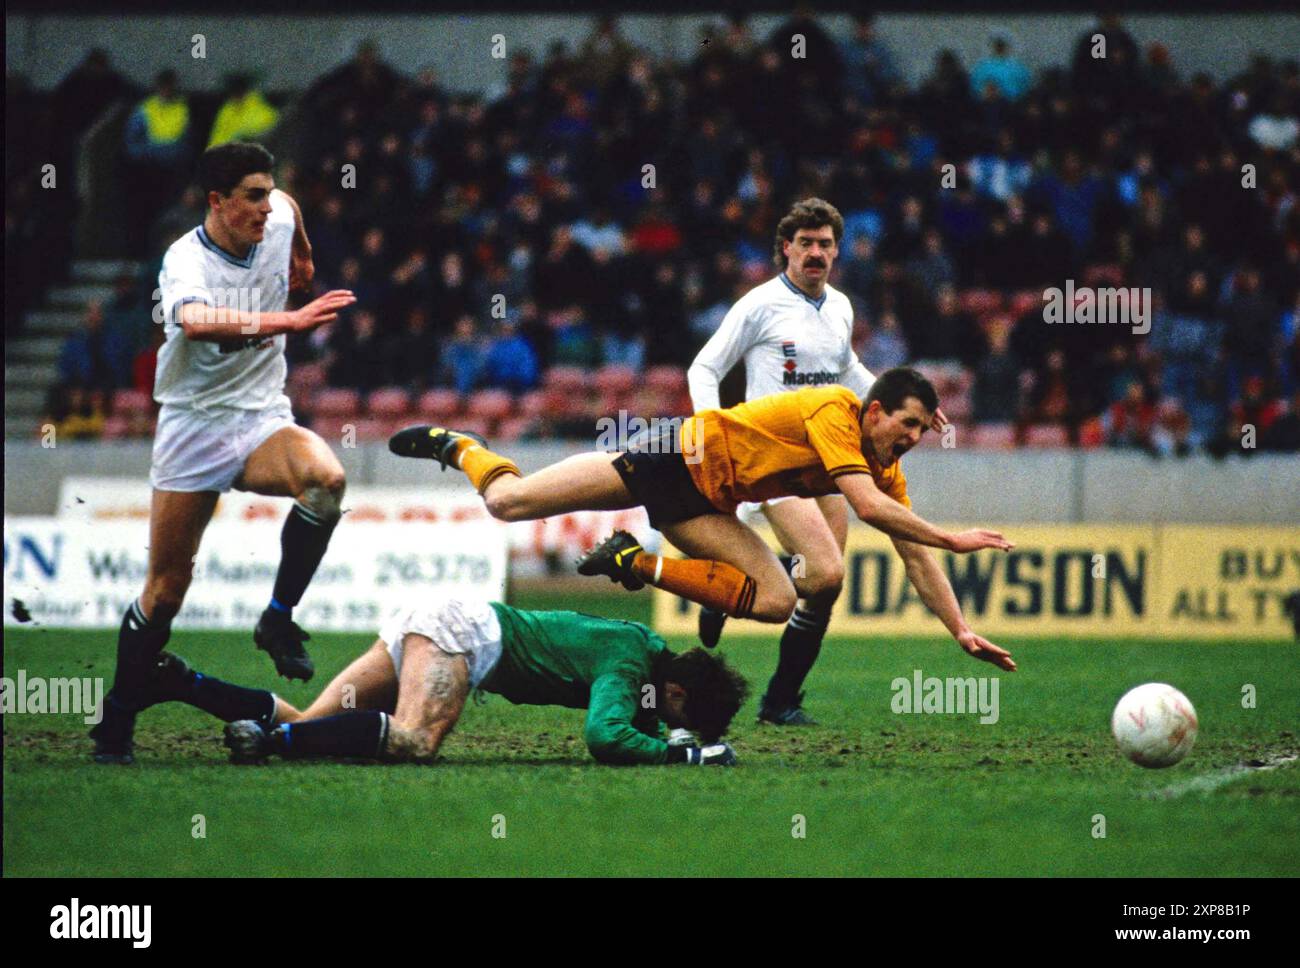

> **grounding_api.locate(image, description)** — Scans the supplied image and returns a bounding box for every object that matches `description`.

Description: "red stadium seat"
[367,387,410,418]
[518,390,548,418]
[594,365,637,396]
[454,416,493,439]
[310,415,353,442]
[1024,424,1069,448]
[544,366,589,393]
[645,366,687,395]
[596,390,624,419]
[313,388,360,418]
[1078,417,1105,449]
[467,389,513,422]
[614,387,644,413]
[619,387,656,414]
[287,362,328,391]
[971,423,1017,450]
[415,388,462,421]
[564,391,604,422]
[497,416,536,442]
[940,389,972,422]
[541,387,573,415]
[112,388,152,414]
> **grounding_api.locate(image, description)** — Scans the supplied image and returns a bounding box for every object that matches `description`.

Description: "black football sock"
[182,670,277,726]
[274,711,388,759]
[269,500,340,615]
[764,603,832,708]
[112,599,173,707]
[89,693,138,743]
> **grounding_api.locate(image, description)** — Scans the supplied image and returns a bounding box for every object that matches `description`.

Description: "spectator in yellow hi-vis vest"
[124,70,190,166]
[207,74,280,149]
[123,70,192,255]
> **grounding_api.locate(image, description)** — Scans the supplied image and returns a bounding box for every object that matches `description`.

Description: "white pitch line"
[1145,752,1298,800]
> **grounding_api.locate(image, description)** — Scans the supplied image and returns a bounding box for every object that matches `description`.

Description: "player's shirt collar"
[778,272,827,310]
[196,224,259,268]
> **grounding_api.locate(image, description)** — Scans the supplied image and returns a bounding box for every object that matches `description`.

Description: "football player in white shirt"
[687,198,944,726]
[92,142,357,763]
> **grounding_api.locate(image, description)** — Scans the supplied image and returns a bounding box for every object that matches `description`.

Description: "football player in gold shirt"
[391,367,1017,672]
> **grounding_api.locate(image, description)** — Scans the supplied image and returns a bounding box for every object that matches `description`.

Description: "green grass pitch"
[4,586,1297,877]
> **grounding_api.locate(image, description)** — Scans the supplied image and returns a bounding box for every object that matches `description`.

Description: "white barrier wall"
[6,441,1297,524]
[3,510,509,632]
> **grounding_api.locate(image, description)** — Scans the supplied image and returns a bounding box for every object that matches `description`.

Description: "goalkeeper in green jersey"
[134,594,748,766]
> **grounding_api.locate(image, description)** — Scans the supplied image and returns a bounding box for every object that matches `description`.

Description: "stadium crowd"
[16,12,1300,452]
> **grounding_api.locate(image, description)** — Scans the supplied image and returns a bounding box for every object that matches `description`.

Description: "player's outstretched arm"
[583,674,676,765]
[891,538,1017,671]
[176,289,355,342]
[836,472,1014,554]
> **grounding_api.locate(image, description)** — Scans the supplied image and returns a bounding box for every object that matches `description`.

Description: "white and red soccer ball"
[1111,683,1199,768]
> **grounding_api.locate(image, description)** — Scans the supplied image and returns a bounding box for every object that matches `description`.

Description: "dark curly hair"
[197,141,275,199]
[663,647,749,744]
[773,197,844,268]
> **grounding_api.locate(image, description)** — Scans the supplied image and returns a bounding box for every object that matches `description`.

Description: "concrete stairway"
[4,260,143,440]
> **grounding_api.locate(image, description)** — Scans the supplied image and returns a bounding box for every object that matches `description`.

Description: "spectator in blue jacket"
[442,315,487,395]
[970,34,1032,101]
[482,319,540,394]
[59,300,129,391]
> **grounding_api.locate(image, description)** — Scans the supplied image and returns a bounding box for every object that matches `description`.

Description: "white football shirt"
[688,273,875,410]
[155,188,295,410]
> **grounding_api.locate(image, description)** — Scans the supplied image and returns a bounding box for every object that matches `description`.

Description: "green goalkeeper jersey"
[480,603,670,765]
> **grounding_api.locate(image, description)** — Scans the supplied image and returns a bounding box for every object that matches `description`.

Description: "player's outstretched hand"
[956,630,1017,671]
[685,742,737,766]
[949,529,1014,553]
[929,407,949,433]
[292,290,356,331]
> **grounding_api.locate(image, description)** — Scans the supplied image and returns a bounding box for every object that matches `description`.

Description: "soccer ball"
[1111,683,1198,768]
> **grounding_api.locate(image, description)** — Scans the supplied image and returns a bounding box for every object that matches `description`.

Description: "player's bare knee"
[752,585,798,623]
[298,478,344,525]
[801,563,844,601]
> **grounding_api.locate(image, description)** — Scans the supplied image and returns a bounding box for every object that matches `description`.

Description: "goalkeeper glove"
[666,728,696,747]
[671,742,737,766]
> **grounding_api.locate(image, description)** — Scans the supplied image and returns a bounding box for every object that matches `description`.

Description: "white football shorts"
[150,394,297,492]
[379,594,503,689]
[736,495,797,523]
